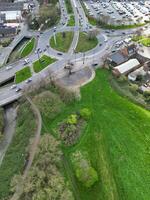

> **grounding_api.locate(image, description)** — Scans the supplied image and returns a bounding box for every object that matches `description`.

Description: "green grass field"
[41,69,150,200]
[20,38,35,58]
[15,66,32,83]
[50,32,74,52]
[67,15,75,26]
[75,32,98,52]
[33,55,56,73]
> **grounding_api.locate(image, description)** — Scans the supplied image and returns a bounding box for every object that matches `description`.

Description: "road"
[0,0,147,106]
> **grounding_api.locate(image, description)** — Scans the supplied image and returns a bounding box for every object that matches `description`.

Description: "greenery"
[75,32,98,52]
[132,35,150,46]
[20,38,35,58]
[0,107,4,139]
[50,32,74,52]
[41,69,150,200]
[0,38,13,47]
[0,101,36,200]
[66,114,77,125]
[15,66,32,83]
[71,151,98,188]
[97,20,145,30]
[33,55,56,73]
[33,91,64,119]
[80,108,91,120]
[65,0,73,14]
[28,2,60,30]
[67,15,75,26]
[11,134,74,200]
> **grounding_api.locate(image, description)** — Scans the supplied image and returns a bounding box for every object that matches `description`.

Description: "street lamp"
[83,52,85,64]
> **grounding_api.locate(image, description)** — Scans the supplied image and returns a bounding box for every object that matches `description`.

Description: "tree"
[87,29,99,40]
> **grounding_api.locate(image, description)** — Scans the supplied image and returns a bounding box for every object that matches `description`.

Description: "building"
[107,51,128,67]
[0,2,23,22]
[0,24,17,37]
[112,58,140,77]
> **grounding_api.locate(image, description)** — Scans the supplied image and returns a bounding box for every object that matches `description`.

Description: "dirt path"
[10,96,42,200]
[0,105,17,166]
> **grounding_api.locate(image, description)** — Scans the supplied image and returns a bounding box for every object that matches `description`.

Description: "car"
[57,52,63,56]
[25,78,32,83]
[10,84,17,89]
[24,58,30,65]
[99,43,102,46]
[6,66,12,70]
[15,87,22,92]
[92,63,98,67]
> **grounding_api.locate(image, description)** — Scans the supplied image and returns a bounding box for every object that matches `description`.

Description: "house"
[112,58,140,77]
[120,44,137,57]
[0,24,17,37]
[0,2,23,22]
[107,51,128,67]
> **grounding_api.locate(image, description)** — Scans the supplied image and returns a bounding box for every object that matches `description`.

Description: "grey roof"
[0,26,16,35]
[0,2,23,11]
[108,52,128,65]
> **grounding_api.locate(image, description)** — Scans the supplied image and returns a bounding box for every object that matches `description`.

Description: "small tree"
[129,83,138,95]
[80,108,91,120]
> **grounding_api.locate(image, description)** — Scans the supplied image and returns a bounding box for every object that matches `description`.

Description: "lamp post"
[83,52,85,64]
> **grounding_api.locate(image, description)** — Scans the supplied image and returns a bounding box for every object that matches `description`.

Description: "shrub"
[143,90,150,97]
[71,151,98,188]
[33,91,64,119]
[66,114,77,125]
[76,166,98,188]
[129,83,139,94]
[117,75,127,83]
[80,108,91,120]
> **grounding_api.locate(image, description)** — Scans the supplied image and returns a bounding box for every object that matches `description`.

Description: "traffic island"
[33,55,57,73]
[50,32,74,52]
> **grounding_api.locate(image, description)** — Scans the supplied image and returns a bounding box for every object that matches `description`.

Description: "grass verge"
[20,38,35,58]
[75,32,98,52]
[0,101,36,200]
[15,66,32,83]
[33,55,56,73]
[50,32,74,52]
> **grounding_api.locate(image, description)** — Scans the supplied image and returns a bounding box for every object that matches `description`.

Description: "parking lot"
[84,0,150,25]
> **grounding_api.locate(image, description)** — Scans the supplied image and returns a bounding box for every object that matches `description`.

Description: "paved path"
[0,105,17,166]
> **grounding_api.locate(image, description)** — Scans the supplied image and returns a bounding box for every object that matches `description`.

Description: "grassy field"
[67,15,75,26]
[0,101,36,200]
[41,69,150,200]
[20,38,35,58]
[50,32,74,52]
[33,55,56,73]
[15,66,32,83]
[75,32,98,52]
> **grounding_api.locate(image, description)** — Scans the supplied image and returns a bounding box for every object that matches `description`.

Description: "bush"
[80,108,91,120]
[129,83,139,94]
[66,114,77,125]
[33,91,64,119]
[117,75,127,83]
[71,151,98,188]
[76,166,98,188]
[143,90,150,97]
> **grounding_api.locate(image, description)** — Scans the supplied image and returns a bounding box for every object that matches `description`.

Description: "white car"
[10,84,17,89]
[6,66,12,70]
